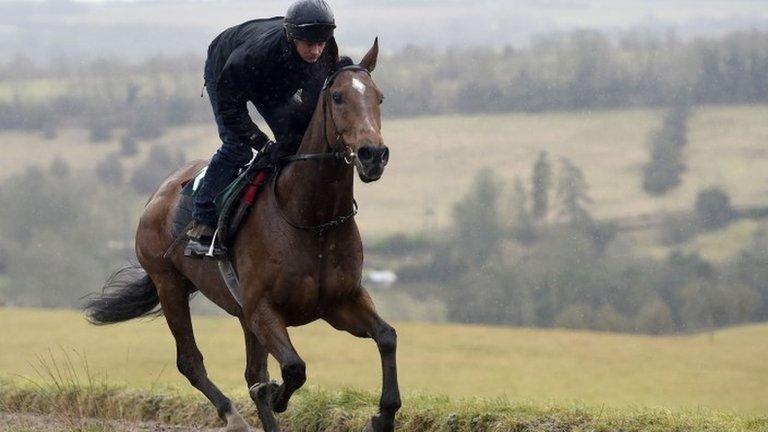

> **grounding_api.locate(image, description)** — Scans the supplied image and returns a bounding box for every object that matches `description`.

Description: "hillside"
[2,308,767,414]
[3,104,768,241]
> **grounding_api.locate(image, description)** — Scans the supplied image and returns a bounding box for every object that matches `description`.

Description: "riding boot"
[184,221,223,259]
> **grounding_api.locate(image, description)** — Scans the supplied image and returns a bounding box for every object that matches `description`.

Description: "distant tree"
[119,134,138,157]
[96,153,124,186]
[129,145,176,194]
[586,221,618,255]
[642,105,690,195]
[592,304,631,332]
[165,97,194,125]
[552,303,593,330]
[510,176,536,243]
[125,83,140,105]
[556,157,593,228]
[48,156,70,178]
[127,103,165,140]
[735,228,768,317]
[531,150,552,221]
[634,298,675,334]
[658,214,698,245]
[0,248,7,275]
[88,118,113,143]
[452,168,502,267]
[695,187,734,230]
[0,166,80,246]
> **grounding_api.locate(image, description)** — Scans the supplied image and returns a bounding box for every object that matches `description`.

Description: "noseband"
[273,65,373,233]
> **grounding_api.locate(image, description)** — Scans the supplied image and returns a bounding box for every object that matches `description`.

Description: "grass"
[0,73,203,103]
[2,382,767,432]
[2,308,768,417]
[3,104,767,243]
[642,219,767,263]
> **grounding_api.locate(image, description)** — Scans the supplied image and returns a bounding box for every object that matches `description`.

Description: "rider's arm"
[215,48,271,151]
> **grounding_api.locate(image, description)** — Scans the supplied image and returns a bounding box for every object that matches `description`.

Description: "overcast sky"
[1,0,767,61]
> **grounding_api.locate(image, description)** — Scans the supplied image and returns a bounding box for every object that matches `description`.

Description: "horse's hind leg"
[324,290,401,432]
[247,302,306,418]
[153,270,250,432]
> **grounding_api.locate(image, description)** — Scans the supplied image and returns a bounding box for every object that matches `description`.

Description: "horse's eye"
[332,92,343,104]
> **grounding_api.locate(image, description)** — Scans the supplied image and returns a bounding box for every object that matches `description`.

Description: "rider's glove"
[247,130,271,152]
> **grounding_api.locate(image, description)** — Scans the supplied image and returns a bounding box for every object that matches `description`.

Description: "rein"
[272,65,369,233]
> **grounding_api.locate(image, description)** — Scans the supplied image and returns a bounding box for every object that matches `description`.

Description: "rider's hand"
[247,130,271,151]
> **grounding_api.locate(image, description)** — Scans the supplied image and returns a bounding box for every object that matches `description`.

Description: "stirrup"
[184,228,223,260]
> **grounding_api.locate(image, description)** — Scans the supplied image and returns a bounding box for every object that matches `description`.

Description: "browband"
[322,65,370,90]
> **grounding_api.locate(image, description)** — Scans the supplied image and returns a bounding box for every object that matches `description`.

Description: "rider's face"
[293,39,327,63]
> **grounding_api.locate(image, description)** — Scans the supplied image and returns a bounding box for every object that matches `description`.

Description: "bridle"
[273,65,373,233]
[280,65,371,164]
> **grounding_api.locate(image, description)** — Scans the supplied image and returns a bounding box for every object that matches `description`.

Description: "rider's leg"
[188,63,254,256]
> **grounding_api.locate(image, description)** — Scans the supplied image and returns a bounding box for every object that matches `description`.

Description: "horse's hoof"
[362,416,378,432]
[271,382,290,413]
[249,380,280,405]
[362,420,374,432]
[224,423,250,432]
[250,382,281,432]
[224,407,251,432]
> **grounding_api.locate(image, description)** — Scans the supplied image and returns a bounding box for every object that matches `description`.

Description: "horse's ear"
[359,37,379,73]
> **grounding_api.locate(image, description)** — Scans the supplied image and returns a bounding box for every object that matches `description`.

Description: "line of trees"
[1,28,767,137]
[379,29,768,115]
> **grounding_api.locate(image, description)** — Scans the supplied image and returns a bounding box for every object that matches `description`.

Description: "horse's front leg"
[324,288,401,432]
[239,316,281,432]
[246,300,307,430]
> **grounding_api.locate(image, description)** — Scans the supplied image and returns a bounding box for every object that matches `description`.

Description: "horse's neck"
[277,102,355,227]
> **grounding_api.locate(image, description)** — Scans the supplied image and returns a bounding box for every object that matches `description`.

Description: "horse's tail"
[84,265,162,325]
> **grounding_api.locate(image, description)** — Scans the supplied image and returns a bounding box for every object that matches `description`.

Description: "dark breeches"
[193,63,255,227]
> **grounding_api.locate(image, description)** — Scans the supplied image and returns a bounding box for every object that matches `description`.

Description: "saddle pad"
[173,159,272,242]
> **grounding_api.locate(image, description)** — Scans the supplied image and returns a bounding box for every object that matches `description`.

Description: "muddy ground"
[0,412,262,432]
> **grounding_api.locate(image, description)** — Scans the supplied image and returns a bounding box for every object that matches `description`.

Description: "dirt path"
[0,412,262,432]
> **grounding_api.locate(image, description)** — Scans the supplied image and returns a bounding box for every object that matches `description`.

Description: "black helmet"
[285,0,336,43]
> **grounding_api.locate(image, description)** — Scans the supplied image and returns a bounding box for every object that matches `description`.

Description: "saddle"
[172,155,274,246]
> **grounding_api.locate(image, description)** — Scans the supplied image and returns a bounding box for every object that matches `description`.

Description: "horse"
[84,39,400,432]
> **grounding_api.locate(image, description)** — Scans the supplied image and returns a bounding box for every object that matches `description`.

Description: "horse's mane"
[333,56,355,72]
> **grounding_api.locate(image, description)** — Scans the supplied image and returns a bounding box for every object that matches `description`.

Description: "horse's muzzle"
[356,145,389,182]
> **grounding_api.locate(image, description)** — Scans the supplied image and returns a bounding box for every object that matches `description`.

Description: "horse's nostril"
[381,147,389,164]
[358,147,373,161]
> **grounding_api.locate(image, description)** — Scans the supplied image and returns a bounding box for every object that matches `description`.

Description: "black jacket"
[206,17,338,157]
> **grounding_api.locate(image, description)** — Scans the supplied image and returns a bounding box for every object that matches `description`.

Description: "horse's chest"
[270,243,361,317]
[310,247,362,294]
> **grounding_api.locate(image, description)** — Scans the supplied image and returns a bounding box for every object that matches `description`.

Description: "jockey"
[186,0,339,258]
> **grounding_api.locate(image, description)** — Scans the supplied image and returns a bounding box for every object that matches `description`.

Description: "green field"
[2,308,768,416]
[3,104,767,242]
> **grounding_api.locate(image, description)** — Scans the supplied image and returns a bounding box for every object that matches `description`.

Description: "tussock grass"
[1,382,766,432]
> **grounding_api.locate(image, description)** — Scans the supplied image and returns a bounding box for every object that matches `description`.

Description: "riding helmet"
[284,0,336,43]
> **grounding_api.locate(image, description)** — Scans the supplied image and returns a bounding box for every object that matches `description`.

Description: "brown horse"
[85,40,400,432]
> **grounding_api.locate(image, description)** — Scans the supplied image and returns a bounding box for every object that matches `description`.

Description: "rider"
[186,0,339,258]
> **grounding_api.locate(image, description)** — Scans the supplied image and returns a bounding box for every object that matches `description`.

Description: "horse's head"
[324,38,387,183]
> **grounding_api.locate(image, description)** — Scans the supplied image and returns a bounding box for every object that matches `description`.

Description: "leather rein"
[272,65,370,233]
